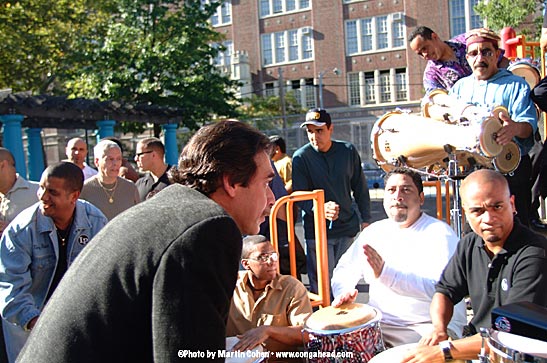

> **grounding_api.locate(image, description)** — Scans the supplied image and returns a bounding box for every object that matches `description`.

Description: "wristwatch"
[439,340,454,361]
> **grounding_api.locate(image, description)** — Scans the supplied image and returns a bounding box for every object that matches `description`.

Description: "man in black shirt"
[135,137,172,200]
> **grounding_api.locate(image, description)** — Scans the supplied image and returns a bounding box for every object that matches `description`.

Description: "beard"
[391,209,408,223]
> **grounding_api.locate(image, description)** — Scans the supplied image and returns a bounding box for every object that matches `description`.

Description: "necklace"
[98,178,118,204]
[55,218,73,247]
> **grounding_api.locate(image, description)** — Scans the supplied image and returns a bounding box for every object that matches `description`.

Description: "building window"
[261,28,313,66]
[205,0,232,27]
[288,78,315,108]
[260,0,311,17]
[345,13,406,55]
[264,82,276,97]
[347,69,408,106]
[213,41,233,68]
[449,0,482,37]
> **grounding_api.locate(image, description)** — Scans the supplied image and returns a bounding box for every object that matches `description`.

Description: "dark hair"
[241,234,269,259]
[0,148,15,167]
[408,26,435,43]
[139,137,165,156]
[269,135,286,154]
[170,120,272,195]
[43,162,84,192]
[384,167,423,194]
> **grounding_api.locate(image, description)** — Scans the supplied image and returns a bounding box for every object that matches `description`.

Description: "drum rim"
[304,318,382,335]
[492,142,521,174]
[488,333,547,362]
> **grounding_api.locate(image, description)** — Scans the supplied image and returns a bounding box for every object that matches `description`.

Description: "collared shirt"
[0,174,39,225]
[436,218,547,334]
[135,166,172,201]
[226,271,312,352]
[274,155,292,192]
[82,163,98,180]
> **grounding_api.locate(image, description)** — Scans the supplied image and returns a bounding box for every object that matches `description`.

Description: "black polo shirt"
[135,167,172,201]
[436,218,547,334]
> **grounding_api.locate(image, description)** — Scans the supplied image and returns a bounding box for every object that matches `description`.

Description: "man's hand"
[233,326,269,352]
[363,244,384,278]
[401,345,445,363]
[324,201,340,221]
[331,289,358,307]
[419,329,449,346]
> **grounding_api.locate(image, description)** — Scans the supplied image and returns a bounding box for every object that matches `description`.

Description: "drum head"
[508,62,541,88]
[305,303,379,332]
[368,343,418,363]
[488,330,547,361]
[493,142,521,174]
[479,117,503,157]
[225,337,265,363]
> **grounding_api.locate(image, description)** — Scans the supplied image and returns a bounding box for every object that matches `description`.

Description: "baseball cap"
[300,108,332,128]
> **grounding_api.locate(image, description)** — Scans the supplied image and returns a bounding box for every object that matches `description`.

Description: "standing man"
[0,162,107,362]
[331,168,466,347]
[292,108,371,293]
[65,137,97,180]
[134,137,172,200]
[449,28,537,226]
[17,120,276,363]
[226,234,312,353]
[80,140,140,220]
[402,169,547,362]
[270,135,292,193]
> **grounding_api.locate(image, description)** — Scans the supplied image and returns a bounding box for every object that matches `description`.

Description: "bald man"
[65,138,97,180]
[402,169,547,362]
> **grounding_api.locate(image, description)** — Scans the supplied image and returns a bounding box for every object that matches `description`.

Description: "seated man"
[402,169,547,362]
[331,167,466,347]
[226,235,312,353]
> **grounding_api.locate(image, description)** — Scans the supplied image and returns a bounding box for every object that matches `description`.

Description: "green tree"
[474,0,541,34]
[237,92,304,130]
[65,0,239,132]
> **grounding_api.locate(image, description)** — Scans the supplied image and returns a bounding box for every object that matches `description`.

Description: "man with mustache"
[402,169,546,362]
[449,27,537,227]
[331,168,467,347]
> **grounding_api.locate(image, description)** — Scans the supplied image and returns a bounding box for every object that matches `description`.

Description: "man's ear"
[241,259,250,270]
[94,157,100,168]
[222,174,237,197]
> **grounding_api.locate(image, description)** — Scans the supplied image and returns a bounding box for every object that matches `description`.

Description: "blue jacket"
[0,200,107,361]
[449,68,538,154]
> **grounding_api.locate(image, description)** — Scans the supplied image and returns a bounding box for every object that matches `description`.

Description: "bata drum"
[225,337,268,363]
[508,58,541,89]
[304,303,385,362]
[368,343,465,363]
[488,330,547,362]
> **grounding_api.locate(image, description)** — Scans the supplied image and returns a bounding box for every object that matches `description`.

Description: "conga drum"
[368,343,465,363]
[508,59,541,89]
[225,337,268,363]
[304,303,385,362]
[488,330,547,362]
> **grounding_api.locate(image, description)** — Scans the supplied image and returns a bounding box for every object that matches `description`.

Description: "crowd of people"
[0,23,545,363]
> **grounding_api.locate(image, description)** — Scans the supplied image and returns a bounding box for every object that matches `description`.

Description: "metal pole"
[318,71,324,109]
[278,67,287,138]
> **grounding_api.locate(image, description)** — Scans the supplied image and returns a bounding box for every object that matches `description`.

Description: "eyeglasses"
[135,150,153,158]
[466,49,495,58]
[247,252,279,263]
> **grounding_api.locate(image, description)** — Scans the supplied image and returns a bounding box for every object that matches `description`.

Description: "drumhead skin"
[369,343,466,363]
[479,117,503,157]
[225,337,265,363]
[489,330,547,362]
[508,62,541,89]
[493,142,521,174]
[305,303,380,332]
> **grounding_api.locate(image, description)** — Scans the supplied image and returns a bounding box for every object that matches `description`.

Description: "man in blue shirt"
[292,108,371,293]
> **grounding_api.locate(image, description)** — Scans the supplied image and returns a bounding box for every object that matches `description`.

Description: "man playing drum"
[402,169,547,362]
[331,167,467,347]
[226,235,312,354]
[449,28,538,227]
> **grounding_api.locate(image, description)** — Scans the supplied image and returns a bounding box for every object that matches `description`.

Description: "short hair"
[241,235,269,259]
[408,26,435,43]
[42,162,84,192]
[269,135,286,154]
[170,120,272,195]
[0,148,15,167]
[101,137,125,153]
[139,137,165,156]
[384,167,424,194]
[94,140,121,159]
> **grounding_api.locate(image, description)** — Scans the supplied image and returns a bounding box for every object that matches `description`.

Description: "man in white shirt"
[331,167,466,347]
[65,138,97,180]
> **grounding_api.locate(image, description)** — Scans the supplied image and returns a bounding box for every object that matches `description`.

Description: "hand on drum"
[419,329,449,346]
[331,289,358,307]
[324,201,340,221]
[233,326,269,352]
[495,111,521,145]
[400,344,444,363]
[363,244,384,278]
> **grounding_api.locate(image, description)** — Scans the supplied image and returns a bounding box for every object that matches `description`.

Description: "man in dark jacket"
[18,121,276,362]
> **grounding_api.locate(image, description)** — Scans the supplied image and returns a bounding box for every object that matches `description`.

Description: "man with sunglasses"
[226,235,312,354]
[134,137,172,200]
[448,27,538,227]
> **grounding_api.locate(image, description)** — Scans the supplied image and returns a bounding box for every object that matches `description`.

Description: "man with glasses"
[449,27,537,226]
[226,235,312,354]
[134,137,172,200]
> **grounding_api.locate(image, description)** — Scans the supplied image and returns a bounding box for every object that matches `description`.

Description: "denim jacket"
[0,200,107,361]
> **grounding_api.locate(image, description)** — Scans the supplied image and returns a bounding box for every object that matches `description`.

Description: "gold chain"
[98,178,118,204]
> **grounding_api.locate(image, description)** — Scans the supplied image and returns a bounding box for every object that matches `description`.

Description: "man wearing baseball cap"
[292,108,371,294]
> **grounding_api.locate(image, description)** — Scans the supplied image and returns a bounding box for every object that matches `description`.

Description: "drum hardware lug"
[478,328,491,363]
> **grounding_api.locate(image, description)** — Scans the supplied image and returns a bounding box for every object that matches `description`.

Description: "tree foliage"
[237,93,305,130]
[474,0,541,34]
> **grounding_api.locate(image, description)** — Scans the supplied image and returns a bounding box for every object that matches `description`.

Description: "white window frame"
[259,0,311,18]
[261,28,314,66]
[213,41,233,68]
[345,13,406,55]
[347,68,408,106]
[206,0,232,27]
[449,0,483,38]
